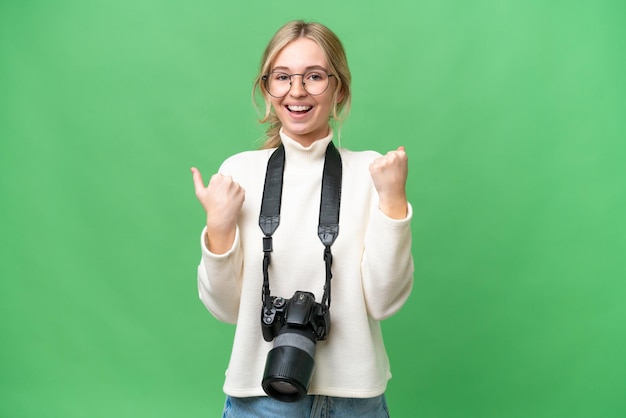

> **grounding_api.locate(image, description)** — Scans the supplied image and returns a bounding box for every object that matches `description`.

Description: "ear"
[336,85,346,104]
[337,79,346,103]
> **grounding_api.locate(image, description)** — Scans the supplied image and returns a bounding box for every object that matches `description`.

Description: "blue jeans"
[222,394,390,417]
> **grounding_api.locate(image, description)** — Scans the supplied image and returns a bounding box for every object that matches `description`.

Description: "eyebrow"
[271,65,329,73]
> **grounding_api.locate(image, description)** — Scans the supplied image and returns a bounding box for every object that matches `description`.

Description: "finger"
[388,147,407,163]
[396,147,408,164]
[369,156,382,172]
[190,167,206,193]
[390,146,406,158]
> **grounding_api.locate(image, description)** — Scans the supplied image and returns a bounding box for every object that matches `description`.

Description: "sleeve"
[361,201,414,321]
[197,225,244,324]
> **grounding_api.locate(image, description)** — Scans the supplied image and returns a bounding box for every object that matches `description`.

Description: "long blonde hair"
[252,21,352,149]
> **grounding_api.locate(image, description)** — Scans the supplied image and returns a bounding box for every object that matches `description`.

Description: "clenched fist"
[191,167,245,253]
[369,146,408,219]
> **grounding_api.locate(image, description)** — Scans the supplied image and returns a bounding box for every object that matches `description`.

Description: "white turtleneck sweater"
[197,130,414,398]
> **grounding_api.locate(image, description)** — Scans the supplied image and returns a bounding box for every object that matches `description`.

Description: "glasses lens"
[302,70,329,95]
[266,72,291,98]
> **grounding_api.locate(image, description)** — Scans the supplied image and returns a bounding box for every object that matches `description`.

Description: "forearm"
[361,203,414,320]
[197,226,244,323]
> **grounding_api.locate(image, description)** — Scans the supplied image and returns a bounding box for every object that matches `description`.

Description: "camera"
[260,290,330,402]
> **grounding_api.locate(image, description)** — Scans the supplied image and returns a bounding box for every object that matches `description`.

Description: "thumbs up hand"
[191,167,245,253]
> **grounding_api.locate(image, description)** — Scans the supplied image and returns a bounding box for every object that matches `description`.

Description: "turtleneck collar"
[279,128,334,168]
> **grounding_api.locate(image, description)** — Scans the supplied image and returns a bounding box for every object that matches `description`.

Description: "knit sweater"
[197,130,414,398]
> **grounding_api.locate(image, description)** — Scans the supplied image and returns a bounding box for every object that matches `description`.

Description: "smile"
[286,105,313,113]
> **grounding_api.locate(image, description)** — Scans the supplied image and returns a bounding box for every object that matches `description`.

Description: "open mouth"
[286,105,313,114]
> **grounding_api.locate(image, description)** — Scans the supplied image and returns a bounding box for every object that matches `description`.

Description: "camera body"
[260,290,330,402]
[261,291,330,342]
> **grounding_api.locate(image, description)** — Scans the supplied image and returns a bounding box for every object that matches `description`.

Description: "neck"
[279,129,333,166]
[282,126,331,148]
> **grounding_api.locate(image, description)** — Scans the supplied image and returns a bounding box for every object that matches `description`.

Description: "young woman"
[191,20,414,418]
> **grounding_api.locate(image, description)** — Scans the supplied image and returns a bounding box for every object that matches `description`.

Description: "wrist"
[205,224,237,254]
[378,194,408,219]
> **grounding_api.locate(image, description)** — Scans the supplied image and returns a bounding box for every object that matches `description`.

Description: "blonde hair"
[252,21,352,149]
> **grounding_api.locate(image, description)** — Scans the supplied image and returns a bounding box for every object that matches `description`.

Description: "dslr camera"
[260,290,330,402]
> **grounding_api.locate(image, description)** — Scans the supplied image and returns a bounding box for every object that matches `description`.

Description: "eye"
[306,72,325,81]
[273,72,290,81]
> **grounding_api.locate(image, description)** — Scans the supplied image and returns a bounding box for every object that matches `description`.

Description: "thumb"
[190,167,206,193]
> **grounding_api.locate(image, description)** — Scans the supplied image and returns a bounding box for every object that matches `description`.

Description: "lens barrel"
[262,330,316,402]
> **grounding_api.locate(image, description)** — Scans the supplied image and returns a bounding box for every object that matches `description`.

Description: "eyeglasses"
[262,70,335,98]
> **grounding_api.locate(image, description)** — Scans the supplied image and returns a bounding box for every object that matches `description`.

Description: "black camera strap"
[259,141,342,313]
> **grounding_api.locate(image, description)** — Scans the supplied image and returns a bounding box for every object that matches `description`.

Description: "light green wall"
[1,1,625,417]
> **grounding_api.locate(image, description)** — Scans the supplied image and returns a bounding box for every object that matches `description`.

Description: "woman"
[191,20,414,417]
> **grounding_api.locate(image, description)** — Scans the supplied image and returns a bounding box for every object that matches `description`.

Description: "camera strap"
[259,141,342,313]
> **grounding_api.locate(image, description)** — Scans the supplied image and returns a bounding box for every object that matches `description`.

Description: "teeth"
[288,105,312,112]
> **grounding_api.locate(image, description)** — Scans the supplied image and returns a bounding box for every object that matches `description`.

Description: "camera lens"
[262,329,316,402]
[268,381,299,394]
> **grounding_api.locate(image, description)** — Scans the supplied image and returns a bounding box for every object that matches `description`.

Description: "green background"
[1,0,625,417]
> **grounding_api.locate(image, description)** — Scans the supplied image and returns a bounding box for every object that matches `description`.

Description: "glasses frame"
[262,70,335,98]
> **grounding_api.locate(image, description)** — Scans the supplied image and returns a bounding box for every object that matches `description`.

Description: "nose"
[289,74,307,97]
